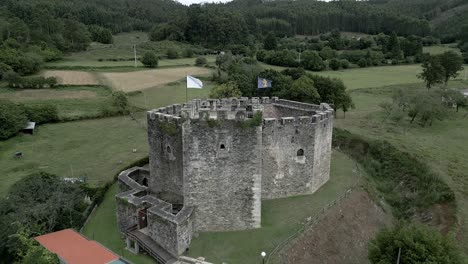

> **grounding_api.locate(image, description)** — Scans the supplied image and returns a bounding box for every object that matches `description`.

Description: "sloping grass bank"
[333,128,455,220]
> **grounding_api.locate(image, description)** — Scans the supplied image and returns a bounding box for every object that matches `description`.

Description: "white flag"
[187,75,203,89]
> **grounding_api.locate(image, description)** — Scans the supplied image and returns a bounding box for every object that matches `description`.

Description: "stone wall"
[147,206,194,256]
[147,112,184,204]
[182,118,262,231]
[261,103,334,200]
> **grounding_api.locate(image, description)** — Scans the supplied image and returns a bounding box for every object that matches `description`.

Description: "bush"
[0,99,28,140]
[209,81,242,99]
[8,76,57,89]
[463,52,468,64]
[340,59,350,69]
[166,48,179,59]
[357,58,367,68]
[22,104,60,124]
[329,58,341,71]
[0,63,12,80]
[183,48,194,58]
[141,51,158,68]
[369,223,466,264]
[301,50,325,71]
[195,57,208,66]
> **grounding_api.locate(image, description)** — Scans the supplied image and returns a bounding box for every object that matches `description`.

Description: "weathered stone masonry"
[116,97,334,262]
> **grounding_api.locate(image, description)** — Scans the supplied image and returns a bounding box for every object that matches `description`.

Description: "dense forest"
[0,0,468,77]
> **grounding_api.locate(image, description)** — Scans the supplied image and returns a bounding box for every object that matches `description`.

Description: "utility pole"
[133,44,137,68]
[396,247,401,264]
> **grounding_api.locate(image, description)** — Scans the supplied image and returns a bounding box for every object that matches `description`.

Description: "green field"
[335,80,468,251]
[128,81,213,110]
[46,32,215,69]
[0,116,148,196]
[0,86,113,119]
[261,63,468,90]
[423,44,461,55]
[82,151,362,264]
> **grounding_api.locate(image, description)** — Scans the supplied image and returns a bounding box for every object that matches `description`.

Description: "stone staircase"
[127,228,177,264]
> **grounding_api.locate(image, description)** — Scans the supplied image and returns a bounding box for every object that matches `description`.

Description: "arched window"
[166,146,172,154]
[142,178,148,187]
[220,144,226,150]
[297,149,304,157]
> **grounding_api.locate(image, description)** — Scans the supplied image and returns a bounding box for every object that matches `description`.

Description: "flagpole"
[185,72,188,103]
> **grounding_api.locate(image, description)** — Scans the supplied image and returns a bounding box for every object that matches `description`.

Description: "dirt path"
[99,67,211,92]
[281,191,392,264]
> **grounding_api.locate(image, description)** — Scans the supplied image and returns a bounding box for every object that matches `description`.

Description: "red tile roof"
[35,229,120,264]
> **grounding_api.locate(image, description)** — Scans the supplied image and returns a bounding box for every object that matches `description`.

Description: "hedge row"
[332,128,455,219]
[8,75,58,89]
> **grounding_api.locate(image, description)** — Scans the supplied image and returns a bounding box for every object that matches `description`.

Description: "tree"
[387,32,403,60]
[12,229,59,264]
[369,223,466,264]
[0,99,27,140]
[88,25,113,44]
[443,89,468,112]
[329,58,340,71]
[281,75,320,104]
[111,91,129,114]
[141,52,158,68]
[437,51,464,86]
[340,59,350,69]
[263,32,277,51]
[209,82,242,99]
[301,51,325,71]
[319,46,336,60]
[418,56,445,90]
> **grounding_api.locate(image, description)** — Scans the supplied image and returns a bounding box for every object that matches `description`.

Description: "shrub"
[369,223,466,264]
[111,91,129,114]
[195,57,207,66]
[209,81,242,99]
[0,63,12,80]
[329,58,341,71]
[0,99,28,140]
[8,76,57,89]
[22,104,60,124]
[141,51,158,68]
[183,48,194,58]
[357,58,367,68]
[463,52,468,64]
[340,59,350,69]
[166,48,179,59]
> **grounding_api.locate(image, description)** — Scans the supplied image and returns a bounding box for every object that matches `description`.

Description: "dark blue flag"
[257,77,272,89]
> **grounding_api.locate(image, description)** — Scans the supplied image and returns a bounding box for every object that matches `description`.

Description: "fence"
[266,161,364,264]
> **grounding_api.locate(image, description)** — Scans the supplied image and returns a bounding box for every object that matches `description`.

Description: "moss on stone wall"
[160,122,178,136]
[238,112,263,129]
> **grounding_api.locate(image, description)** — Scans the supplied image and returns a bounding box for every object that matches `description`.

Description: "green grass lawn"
[82,151,362,264]
[83,184,156,264]
[423,44,461,55]
[128,81,213,110]
[335,80,468,252]
[0,116,148,196]
[0,86,113,119]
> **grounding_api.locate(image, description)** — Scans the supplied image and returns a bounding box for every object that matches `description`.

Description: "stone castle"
[116,97,334,263]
